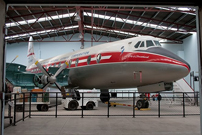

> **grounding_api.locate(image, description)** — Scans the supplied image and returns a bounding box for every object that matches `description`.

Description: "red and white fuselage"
[26,36,190,91]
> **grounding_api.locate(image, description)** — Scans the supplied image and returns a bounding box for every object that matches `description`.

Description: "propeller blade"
[32,56,50,77]
[42,82,51,90]
[54,82,62,91]
[55,82,66,99]
[53,61,69,77]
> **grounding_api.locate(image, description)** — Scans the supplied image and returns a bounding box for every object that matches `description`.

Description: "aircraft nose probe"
[32,56,69,91]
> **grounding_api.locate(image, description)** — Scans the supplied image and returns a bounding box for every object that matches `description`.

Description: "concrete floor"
[4,116,200,135]
[4,99,201,135]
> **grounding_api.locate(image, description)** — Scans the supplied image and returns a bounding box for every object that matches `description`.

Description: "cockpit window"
[140,41,144,47]
[146,40,154,47]
[134,41,141,48]
[154,40,161,46]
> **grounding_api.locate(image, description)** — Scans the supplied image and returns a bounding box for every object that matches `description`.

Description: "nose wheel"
[136,93,150,110]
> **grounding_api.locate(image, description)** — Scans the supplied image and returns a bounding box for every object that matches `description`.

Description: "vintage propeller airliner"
[26,36,190,109]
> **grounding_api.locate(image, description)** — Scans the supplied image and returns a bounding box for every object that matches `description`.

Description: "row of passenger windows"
[69,54,101,67]
[134,40,161,48]
[32,54,102,72]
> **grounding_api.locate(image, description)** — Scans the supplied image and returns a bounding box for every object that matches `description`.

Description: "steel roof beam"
[91,7,94,46]
[26,6,51,38]
[122,7,134,38]
[55,10,67,36]
[178,18,196,34]
[159,13,188,38]
[142,11,159,34]
[6,26,79,41]
[166,14,188,39]
[9,29,25,41]
[7,23,78,37]
[158,12,176,37]
[40,6,59,37]
[66,6,75,34]
[100,6,108,36]
[85,26,182,42]
[80,7,195,14]
[6,15,33,40]
[9,6,195,14]
[149,12,172,35]
[131,10,145,31]
[76,6,84,48]
[6,9,63,20]
[11,6,43,40]
[175,33,189,40]
[108,10,195,30]
[111,7,121,38]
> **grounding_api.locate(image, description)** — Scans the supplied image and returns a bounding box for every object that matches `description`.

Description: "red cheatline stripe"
[26,51,190,72]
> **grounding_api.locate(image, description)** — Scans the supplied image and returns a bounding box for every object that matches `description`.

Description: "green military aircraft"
[6,62,69,92]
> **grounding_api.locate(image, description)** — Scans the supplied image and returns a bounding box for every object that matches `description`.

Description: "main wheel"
[100,93,110,103]
[136,100,143,110]
[37,104,42,111]
[68,100,78,110]
[86,102,94,110]
[41,104,49,111]
[136,99,149,110]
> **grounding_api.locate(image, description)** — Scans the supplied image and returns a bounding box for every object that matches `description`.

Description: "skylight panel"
[6,13,75,28]
[5,25,79,40]
[84,12,189,34]
[85,25,137,36]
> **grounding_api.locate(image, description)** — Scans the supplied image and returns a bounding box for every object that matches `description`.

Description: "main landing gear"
[100,89,110,103]
[136,94,149,110]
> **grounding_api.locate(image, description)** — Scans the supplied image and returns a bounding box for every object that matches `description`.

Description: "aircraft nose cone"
[146,47,191,72]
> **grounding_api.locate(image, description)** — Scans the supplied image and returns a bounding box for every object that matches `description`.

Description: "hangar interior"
[2,2,202,135]
[5,5,199,91]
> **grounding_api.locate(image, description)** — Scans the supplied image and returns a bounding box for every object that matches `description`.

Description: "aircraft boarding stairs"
[162,79,196,106]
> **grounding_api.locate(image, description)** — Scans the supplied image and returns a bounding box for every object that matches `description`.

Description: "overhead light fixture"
[74,13,81,21]
[78,33,83,39]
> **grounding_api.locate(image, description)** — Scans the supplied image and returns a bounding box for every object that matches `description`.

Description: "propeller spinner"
[32,56,69,91]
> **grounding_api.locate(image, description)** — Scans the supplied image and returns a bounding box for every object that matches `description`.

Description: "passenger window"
[134,41,141,48]
[96,54,101,63]
[87,55,91,65]
[75,58,79,66]
[140,41,144,47]
[154,40,161,46]
[146,40,154,47]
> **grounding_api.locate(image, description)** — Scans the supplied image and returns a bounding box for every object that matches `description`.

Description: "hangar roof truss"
[5,6,196,44]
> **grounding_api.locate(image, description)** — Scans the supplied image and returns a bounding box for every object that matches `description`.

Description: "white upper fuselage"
[26,36,190,89]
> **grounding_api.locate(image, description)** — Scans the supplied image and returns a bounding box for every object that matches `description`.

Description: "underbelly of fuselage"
[68,62,189,89]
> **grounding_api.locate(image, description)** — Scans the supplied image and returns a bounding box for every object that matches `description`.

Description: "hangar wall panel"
[162,33,199,91]
[6,33,118,65]
[183,32,199,91]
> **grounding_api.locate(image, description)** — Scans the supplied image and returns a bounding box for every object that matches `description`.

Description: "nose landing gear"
[136,94,149,110]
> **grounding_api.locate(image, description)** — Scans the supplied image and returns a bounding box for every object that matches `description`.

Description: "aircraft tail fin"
[27,36,35,69]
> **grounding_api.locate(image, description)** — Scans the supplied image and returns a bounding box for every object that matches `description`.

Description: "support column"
[0,0,6,135]
[196,6,202,135]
